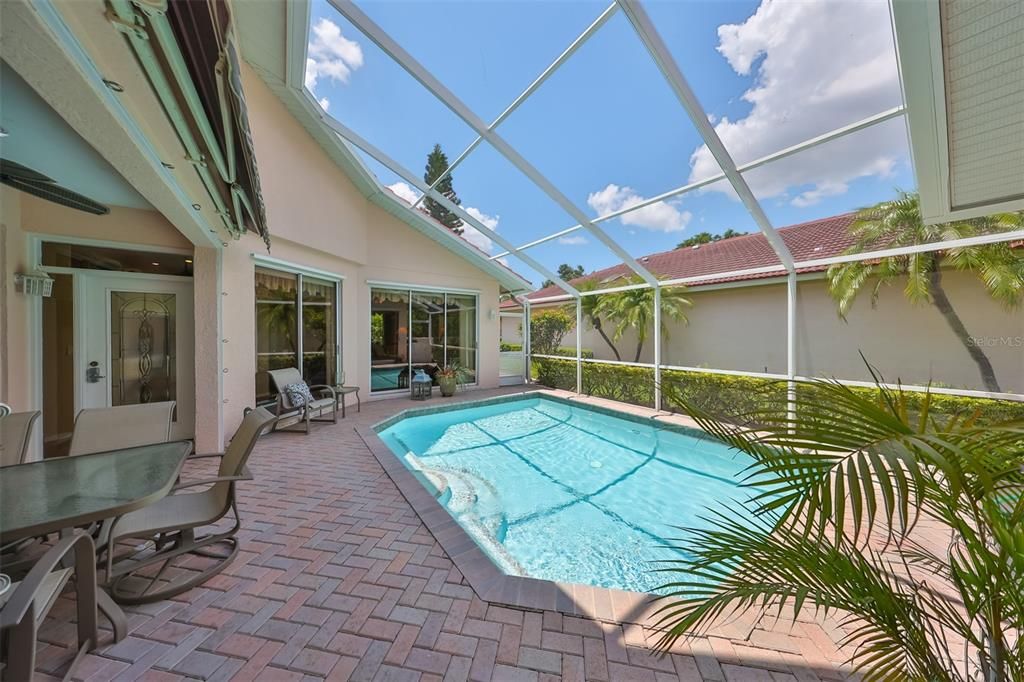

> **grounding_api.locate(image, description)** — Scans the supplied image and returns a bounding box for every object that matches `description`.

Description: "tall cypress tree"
[423,144,464,234]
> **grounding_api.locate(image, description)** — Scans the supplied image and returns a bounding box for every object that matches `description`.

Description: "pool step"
[402,454,525,577]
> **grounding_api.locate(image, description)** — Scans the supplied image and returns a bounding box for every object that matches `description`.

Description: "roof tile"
[521,212,859,300]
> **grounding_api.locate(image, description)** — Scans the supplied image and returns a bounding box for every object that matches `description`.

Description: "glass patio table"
[0,440,192,640]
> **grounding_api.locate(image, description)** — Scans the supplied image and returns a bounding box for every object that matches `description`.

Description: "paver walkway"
[33,387,861,681]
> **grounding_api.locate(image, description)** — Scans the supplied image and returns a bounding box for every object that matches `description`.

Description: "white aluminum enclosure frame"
[290,0,1024,405]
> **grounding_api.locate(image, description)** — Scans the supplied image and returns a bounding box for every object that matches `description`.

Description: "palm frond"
[651,513,961,680]
[658,367,1024,681]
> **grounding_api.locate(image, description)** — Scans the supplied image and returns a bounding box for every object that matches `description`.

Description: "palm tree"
[827,192,1024,392]
[595,276,692,362]
[653,376,1024,681]
[576,281,621,361]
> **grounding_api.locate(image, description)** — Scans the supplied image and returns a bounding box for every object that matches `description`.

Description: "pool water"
[377,396,755,594]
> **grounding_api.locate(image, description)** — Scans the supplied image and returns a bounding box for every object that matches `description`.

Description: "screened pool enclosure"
[295,0,1024,407]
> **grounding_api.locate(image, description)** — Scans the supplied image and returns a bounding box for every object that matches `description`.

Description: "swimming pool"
[377,395,756,594]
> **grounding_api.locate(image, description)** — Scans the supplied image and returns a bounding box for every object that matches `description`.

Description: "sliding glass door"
[446,294,477,384]
[370,289,409,392]
[256,266,341,403]
[370,286,478,393]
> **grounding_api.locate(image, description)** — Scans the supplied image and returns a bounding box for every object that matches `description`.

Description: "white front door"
[80,273,195,441]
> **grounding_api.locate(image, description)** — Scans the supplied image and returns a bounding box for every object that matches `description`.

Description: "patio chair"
[1,411,43,556]
[68,402,175,456]
[267,368,336,433]
[0,532,99,681]
[1,410,40,467]
[99,406,276,604]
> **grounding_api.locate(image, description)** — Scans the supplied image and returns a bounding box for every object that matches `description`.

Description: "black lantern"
[411,369,432,400]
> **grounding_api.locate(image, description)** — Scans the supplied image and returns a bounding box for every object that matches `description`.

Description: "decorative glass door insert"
[109,292,177,408]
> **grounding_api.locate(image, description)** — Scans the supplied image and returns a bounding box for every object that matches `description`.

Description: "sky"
[304,0,914,288]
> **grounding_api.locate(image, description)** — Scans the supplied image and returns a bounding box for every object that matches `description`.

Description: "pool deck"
[34,385,873,681]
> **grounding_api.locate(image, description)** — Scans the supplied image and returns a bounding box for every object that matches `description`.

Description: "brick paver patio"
[31,387,863,681]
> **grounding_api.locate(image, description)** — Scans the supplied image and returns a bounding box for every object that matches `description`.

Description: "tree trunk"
[592,318,621,361]
[634,338,643,364]
[930,269,1003,392]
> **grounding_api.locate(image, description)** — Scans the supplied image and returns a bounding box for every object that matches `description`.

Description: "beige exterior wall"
[3,63,505,451]
[1,186,28,411]
[214,65,503,441]
[1,188,192,415]
[545,271,1022,393]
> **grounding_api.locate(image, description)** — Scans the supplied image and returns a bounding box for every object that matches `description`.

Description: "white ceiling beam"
[328,0,659,287]
[794,228,1024,270]
[490,106,905,260]
[617,0,795,274]
[411,2,619,210]
[318,109,582,297]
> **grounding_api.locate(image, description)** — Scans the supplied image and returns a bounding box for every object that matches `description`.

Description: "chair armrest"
[0,532,95,628]
[308,385,337,401]
[172,469,252,491]
[275,393,298,415]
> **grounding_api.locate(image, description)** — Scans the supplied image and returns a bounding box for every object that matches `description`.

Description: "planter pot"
[438,377,457,397]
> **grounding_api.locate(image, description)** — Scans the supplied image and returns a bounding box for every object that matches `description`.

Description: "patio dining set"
[0,367,355,679]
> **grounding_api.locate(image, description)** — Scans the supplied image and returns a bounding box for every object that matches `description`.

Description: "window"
[255,266,340,403]
[41,241,193,277]
[370,286,478,393]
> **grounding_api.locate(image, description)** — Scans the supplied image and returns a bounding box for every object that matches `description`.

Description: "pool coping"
[355,388,735,631]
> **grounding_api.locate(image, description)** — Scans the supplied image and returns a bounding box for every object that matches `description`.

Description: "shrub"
[530,309,575,355]
[532,357,1024,424]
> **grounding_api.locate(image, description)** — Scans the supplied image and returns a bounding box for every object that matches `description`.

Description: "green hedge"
[533,357,1024,425]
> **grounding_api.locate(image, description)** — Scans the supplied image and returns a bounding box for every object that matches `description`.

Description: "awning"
[108,0,270,247]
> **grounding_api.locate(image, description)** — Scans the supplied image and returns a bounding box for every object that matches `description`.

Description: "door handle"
[86,361,106,383]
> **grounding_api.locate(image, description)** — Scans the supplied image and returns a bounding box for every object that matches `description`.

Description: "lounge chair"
[267,367,336,433]
[68,402,175,456]
[99,406,276,604]
[0,532,99,680]
[1,410,40,467]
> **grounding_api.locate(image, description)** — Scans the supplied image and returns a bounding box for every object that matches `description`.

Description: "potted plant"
[436,362,469,397]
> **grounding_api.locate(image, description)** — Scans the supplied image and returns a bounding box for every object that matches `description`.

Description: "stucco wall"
[214,65,504,440]
[1,189,192,413]
[547,271,1023,393]
[1,187,27,411]
[1,67,507,451]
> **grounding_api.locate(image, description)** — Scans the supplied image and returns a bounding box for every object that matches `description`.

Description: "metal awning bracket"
[131,0,168,18]
[106,9,148,40]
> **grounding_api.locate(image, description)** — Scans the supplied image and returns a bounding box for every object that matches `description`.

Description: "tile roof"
[511,212,860,304]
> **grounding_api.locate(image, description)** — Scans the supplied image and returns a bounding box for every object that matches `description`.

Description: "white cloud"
[587,184,691,233]
[318,97,330,112]
[386,181,421,205]
[305,18,364,92]
[691,0,905,203]
[462,207,499,254]
[558,235,588,246]
[792,180,848,207]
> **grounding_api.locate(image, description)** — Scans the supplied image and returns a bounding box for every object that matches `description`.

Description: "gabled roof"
[518,212,859,303]
[232,1,533,294]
